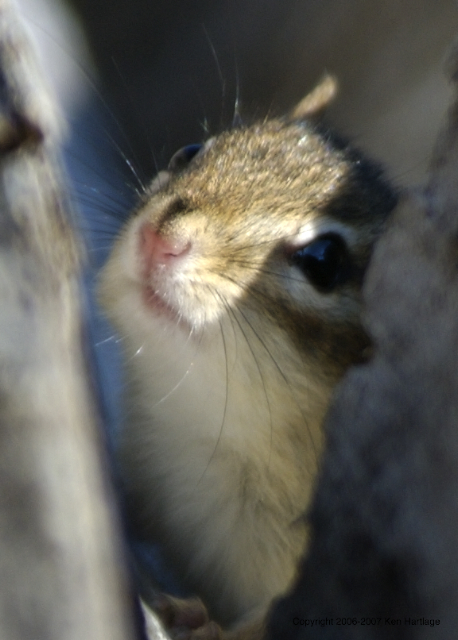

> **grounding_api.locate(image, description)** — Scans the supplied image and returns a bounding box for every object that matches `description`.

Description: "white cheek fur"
[291,217,359,251]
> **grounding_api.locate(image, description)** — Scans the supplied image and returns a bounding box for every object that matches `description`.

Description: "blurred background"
[20,0,458,188]
[17,0,458,184]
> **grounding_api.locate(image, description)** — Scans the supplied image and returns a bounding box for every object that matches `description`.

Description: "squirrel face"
[100,117,396,381]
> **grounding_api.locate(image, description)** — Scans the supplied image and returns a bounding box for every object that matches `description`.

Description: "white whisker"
[151,362,194,408]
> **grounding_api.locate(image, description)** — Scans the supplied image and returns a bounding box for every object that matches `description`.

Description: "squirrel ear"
[289,74,338,121]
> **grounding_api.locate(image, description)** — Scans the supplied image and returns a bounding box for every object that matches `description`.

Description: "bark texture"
[268,36,458,640]
[0,2,147,638]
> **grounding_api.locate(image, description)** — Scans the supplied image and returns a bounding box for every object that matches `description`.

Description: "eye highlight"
[168,144,203,172]
[289,233,350,292]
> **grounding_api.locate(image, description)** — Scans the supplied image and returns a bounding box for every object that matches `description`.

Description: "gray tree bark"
[0,1,146,638]
[268,36,458,640]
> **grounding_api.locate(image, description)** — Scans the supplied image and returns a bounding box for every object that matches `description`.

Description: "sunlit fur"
[98,112,396,628]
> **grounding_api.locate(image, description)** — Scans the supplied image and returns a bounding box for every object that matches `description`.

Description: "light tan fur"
[98,81,396,638]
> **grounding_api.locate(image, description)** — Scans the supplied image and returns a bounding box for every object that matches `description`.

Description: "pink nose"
[139,223,190,277]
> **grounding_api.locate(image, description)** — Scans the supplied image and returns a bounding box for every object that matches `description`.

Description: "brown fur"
[98,83,396,638]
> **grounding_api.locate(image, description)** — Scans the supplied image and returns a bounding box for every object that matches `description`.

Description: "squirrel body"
[98,82,396,635]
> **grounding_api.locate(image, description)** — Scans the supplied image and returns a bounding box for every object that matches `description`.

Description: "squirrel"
[98,76,397,639]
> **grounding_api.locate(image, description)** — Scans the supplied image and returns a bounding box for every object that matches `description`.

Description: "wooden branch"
[268,36,458,640]
[0,1,150,638]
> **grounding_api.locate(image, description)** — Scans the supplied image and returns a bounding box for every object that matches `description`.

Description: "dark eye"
[289,233,349,292]
[168,144,203,172]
